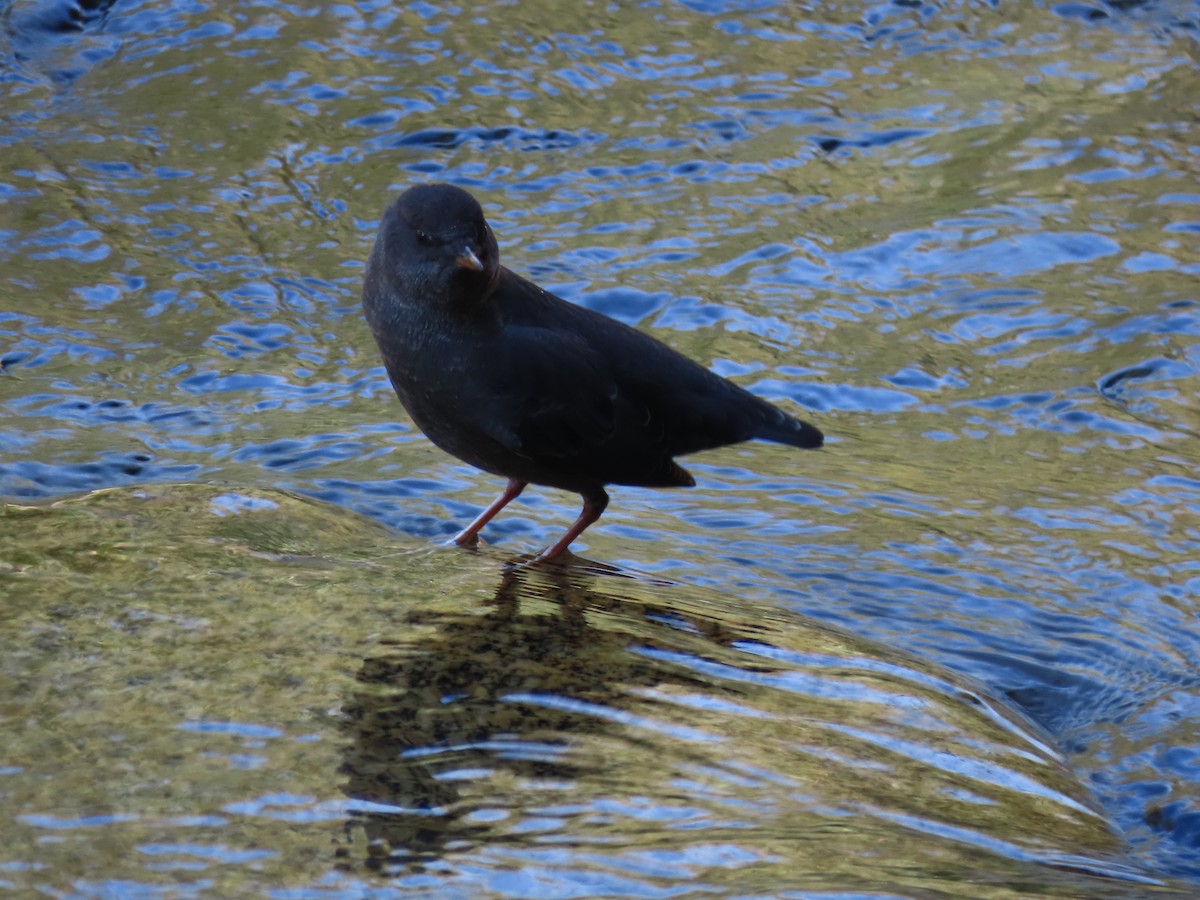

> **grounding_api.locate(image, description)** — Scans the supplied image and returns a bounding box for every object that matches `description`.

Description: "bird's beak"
[456,247,484,272]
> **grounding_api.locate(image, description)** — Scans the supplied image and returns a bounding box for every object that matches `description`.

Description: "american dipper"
[362,183,823,560]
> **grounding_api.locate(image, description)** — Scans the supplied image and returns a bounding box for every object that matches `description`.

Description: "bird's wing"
[477,267,816,485]
[485,324,617,453]
[479,323,684,486]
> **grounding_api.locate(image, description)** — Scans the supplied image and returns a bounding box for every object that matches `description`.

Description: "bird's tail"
[755,413,824,449]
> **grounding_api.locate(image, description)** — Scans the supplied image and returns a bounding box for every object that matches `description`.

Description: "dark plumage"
[362,183,823,560]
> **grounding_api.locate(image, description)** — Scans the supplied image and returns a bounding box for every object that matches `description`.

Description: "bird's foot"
[447,531,484,549]
[500,550,571,574]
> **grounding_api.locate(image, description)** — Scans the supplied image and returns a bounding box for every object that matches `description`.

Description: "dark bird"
[362,183,823,561]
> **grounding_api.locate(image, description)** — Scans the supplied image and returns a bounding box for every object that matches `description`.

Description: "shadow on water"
[337,553,1169,897]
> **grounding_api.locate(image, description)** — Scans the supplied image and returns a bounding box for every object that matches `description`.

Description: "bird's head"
[368,183,502,314]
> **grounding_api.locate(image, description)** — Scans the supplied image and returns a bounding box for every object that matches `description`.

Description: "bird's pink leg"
[536,490,609,561]
[453,479,527,547]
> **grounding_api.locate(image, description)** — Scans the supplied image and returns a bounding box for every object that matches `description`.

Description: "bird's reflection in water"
[334,554,1131,890]
[335,556,719,872]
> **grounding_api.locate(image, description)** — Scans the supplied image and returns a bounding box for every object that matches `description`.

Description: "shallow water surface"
[0,485,1178,897]
[1,0,1198,896]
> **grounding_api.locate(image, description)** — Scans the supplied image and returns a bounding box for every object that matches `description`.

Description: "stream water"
[1,0,1198,896]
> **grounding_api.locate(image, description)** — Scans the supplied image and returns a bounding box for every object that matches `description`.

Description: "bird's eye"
[415,229,433,245]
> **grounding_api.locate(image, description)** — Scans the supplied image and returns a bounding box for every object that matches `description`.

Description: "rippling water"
[1,0,1198,896]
